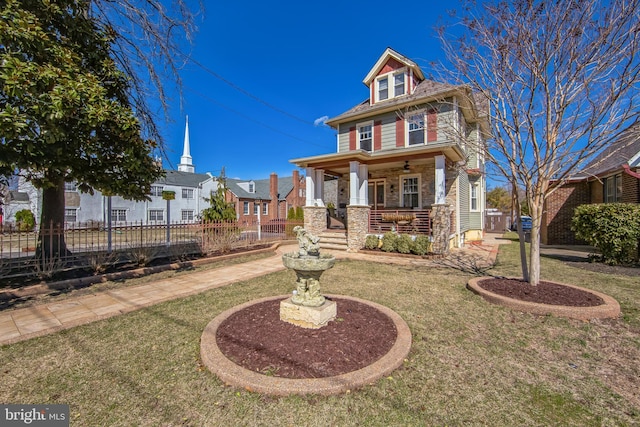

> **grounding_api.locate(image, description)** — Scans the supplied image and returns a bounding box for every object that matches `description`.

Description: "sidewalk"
[0,239,503,346]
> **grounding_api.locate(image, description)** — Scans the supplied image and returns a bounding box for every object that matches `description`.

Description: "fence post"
[107,196,112,254]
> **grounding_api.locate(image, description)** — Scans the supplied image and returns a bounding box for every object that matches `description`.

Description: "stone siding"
[303,206,327,237]
[431,204,450,254]
[346,205,370,252]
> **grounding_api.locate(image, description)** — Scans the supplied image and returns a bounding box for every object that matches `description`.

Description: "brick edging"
[200,294,412,396]
[467,277,621,321]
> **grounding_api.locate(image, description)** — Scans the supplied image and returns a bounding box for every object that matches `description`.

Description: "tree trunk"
[36,176,70,261]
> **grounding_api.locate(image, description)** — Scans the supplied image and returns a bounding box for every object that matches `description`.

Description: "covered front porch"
[290,145,464,254]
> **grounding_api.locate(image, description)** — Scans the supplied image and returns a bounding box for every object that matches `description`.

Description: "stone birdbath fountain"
[280,226,336,329]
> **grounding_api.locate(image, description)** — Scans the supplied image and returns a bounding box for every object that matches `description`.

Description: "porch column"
[314,169,325,207]
[305,167,315,207]
[347,161,370,251]
[349,161,368,206]
[432,155,450,254]
[435,155,446,204]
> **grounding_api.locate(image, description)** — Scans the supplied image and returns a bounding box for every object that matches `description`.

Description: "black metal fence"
[0,219,303,283]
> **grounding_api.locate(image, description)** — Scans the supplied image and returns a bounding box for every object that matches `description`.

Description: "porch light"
[403,161,411,173]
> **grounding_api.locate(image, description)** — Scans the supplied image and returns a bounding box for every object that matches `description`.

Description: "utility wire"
[184,86,329,149]
[184,55,319,127]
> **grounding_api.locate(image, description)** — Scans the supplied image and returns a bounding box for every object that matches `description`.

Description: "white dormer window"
[377,77,389,101]
[394,73,405,96]
[375,69,407,102]
[248,181,255,193]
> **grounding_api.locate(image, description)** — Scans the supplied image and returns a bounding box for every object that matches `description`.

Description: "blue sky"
[159,1,457,181]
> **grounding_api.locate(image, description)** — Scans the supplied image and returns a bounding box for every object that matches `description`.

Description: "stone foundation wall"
[346,205,370,252]
[431,204,450,255]
[303,206,327,237]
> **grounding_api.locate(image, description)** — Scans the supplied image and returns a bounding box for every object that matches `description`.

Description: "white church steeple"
[178,116,195,173]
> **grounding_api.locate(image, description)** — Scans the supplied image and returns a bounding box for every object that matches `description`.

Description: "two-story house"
[290,48,488,253]
[225,170,305,224]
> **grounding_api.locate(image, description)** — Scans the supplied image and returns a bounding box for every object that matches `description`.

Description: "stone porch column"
[431,204,450,255]
[346,205,370,252]
[303,206,327,237]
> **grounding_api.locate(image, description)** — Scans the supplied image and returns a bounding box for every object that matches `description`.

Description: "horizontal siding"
[458,171,470,232]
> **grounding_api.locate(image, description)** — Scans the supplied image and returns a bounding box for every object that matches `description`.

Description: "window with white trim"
[401,175,420,208]
[64,208,77,222]
[262,203,268,215]
[408,112,425,146]
[253,202,259,215]
[112,209,127,222]
[377,76,389,101]
[394,73,405,96]
[470,182,480,211]
[181,210,194,221]
[150,186,163,196]
[243,201,249,215]
[358,122,373,152]
[148,209,164,222]
[182,188,194,199]
[375,70,407,102]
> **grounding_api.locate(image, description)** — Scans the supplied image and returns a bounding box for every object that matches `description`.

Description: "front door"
[368,180,385,210]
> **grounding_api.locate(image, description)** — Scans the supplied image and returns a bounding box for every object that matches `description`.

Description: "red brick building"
[542,125,640,244]
[225,170,305,224]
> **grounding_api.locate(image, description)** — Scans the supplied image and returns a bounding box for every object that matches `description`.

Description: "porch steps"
[319,231,348,251]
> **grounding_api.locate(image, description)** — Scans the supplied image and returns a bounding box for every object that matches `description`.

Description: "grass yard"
[0,240,638,426]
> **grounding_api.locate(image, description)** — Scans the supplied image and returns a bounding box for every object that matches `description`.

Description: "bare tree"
[90,0,202,144]
[439,0,640,285]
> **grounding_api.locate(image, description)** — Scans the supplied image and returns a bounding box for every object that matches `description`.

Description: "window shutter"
[427,109,437,142]
[374,121,382,151]
[395,116,405,147]
[349,126,356,150]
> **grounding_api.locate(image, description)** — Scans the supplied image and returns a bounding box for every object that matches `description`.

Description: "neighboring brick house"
[225,170,305,224]
[542,124,640,244]
[290,48,488,253]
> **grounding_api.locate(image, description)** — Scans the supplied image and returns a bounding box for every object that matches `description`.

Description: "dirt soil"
[215,297,397,379]
[478,278,605,306]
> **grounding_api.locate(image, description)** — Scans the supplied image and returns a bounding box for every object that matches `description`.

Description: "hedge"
[572,203,640,265]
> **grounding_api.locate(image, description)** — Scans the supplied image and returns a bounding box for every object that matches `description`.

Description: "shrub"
[15,209,35,232]
[411,235,432,255]
[295,206,304,221]
[396,234,413,254]
[380,232,398,252]
[572,203,640,264]
[364,235,380,250]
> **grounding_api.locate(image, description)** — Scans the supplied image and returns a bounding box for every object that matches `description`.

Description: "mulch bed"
[215,297,397,379]
[478,278,605,307]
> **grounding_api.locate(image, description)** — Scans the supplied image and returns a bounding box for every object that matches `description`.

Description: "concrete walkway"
[0,238,504,346]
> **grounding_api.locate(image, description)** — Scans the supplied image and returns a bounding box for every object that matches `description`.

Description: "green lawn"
[1,239,638,426]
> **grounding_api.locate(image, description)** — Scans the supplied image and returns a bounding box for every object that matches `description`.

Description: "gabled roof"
[362,47,425,87]
[580,124,640,177]
[226,175,298,201]
[325,78,466,127]
[155,170,214,188]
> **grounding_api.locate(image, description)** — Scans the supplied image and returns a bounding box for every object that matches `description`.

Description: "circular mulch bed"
[467,277,620,320]
[200,295,412,396]
[215,297,396,379]
[478,278,604,307]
